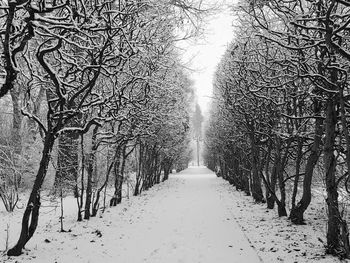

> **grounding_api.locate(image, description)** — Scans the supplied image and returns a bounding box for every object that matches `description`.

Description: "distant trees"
[204,0,350,258]
[192,103,203,166]
[132,59,192,192]
[0,0,202,257]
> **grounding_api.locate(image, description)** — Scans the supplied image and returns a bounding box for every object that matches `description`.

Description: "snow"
[0,167,348,262]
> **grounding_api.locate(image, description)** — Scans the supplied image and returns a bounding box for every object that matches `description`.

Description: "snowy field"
[0,167,347,262]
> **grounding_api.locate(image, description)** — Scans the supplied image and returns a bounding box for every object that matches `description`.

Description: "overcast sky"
[179,2,235,115]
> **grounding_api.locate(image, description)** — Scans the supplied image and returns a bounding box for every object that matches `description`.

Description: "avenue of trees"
[204,0,350,259]
[0,0,201,256]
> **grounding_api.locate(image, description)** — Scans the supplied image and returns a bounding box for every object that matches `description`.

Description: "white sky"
[179,2,235,115]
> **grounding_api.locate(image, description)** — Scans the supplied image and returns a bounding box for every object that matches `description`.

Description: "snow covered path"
[110,166,262,263]
[3,166,263,263]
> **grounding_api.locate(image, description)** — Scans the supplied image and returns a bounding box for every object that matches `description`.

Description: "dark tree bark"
[154,153,161,184]
[10,88,22,155]
[267,154,278,209]
[110,146,122,207]
[339,89,350,258]
[76,134,85,222]
[290,102,323,224]
[110,144,133,204]
[134,143,143,196]
[7,132,55,256]
[290,97,306,211]
[324,97,342,255]
[241,155,251,196]
[242,170,250,196]
[162,157,172,182]
[84,126,99,220]
[276,139,291,217]
[263,137,288,216]
[249,132,264,203]
[92,152,116,217]
[263,142,272,204]
[291,137,304,210]
[232,155,241,190]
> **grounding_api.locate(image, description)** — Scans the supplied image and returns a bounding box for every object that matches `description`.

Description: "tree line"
[0,0,203,256]
[204,0,350,259]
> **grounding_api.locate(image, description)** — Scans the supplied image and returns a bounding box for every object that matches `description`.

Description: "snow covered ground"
[0,167,347,262]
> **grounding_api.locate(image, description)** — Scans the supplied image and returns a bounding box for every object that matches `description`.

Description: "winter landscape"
[1,167,345,263]
[2,0,350,262]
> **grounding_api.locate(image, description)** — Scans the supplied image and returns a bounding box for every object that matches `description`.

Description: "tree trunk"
[266,161,276,210]
[249,134,264,202]
[241,156,251,195]
[276,176,287,217]
[266,141,281,209]
[110,146,122,207]
[155,162,162,184]
[92,153,115,217]
[163,164,171,182]
[162,158,172,182]
[110,144,133,205]
[263,143,272,204]
[260,168,287,217]
[84,126,98,220]
[76,134,85,222]
[276,140,291,217]
[339,90,350,258]
[7,132,55,256]
[290,106,323,224]
[291,137,303,210]
[242,170,250,196]
[118,146,128,197]
[10,88,22,155]
[233,155,241,190]
[324,98,342,255]
[134,143,143,196]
